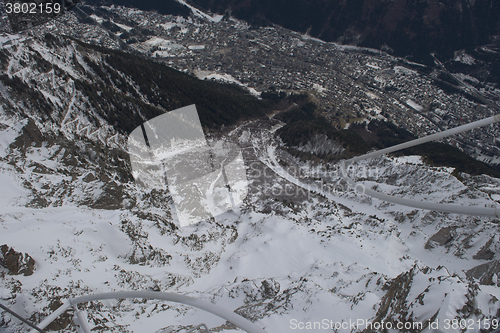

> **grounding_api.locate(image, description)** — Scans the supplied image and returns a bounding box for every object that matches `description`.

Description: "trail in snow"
[61,81,76,128]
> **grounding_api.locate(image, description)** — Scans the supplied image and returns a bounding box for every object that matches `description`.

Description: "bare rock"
[260,279,280,298]
[472,237,495,260]
[425,227,455,250]
[466,260,500,285]
[0,244,35,276]
[46,299,71,330]
[370,265,416,327]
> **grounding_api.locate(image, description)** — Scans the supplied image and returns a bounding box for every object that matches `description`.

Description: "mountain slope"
[187,0,500,62]
[1,34,272,136]
[0,21,500,333]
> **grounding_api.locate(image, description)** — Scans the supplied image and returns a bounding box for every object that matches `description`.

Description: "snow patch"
[112,21,134,32]
[391,155,424,165]
[90,14,104,24]
[454,50,476,65]
[394,66,418,76]
[188,45,205,50]
[365,62,381,70]
[364,91,380,99]
[194,70,260,97]
[312,83,327,94]
[175,0,224,22]
[144,37,183,50]
[406,99,424,111]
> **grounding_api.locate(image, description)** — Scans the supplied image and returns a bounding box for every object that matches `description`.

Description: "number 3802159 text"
[5,2,62,14]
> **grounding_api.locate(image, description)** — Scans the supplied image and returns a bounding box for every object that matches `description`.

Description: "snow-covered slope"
[0,33,499,333]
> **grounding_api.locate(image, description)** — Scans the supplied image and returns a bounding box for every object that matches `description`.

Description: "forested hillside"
[187,0,500,63]
[1,35,273,136]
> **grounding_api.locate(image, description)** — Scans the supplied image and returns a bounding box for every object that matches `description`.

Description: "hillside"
[187,0,500,63]
[2,35,275,136]
[0,6,500,333]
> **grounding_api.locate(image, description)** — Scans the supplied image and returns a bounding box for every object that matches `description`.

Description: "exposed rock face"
[369,265,415,330]
[0,245,35,276]
[365,265,494,333]
[425,227,455,249]
[46,298,72,331]
[466,260,500,286]
[472,237,496,260]
[260,278,280,298]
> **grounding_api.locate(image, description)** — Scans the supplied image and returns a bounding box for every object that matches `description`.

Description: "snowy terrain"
[0,25,499,333]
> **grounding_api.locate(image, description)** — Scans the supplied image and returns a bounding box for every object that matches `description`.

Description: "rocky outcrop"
[260,278,280,298]
[369,265,416,331]
[0,245,35,276]
[425,227,455,249]
[472,237,496,260]
[367,265,488,333]
[466,260,500,286]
